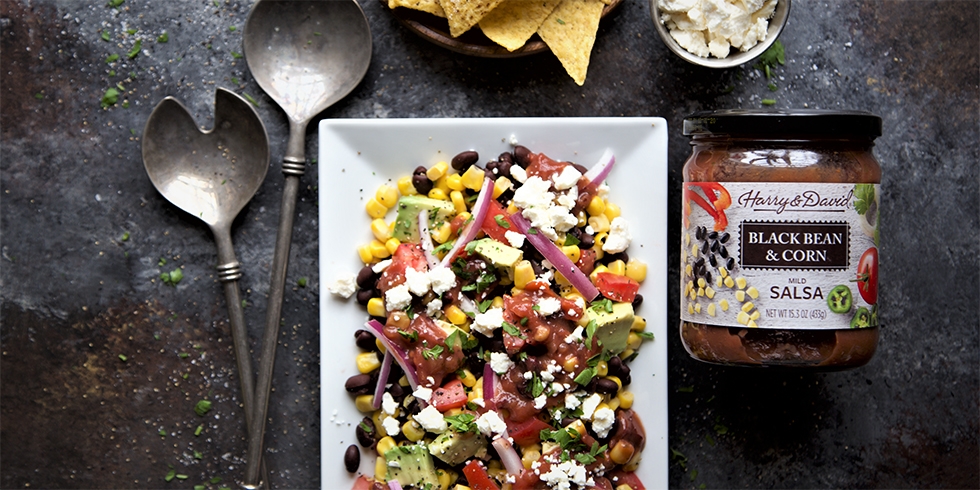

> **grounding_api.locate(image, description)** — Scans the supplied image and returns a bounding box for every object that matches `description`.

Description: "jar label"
[680,182,879,330]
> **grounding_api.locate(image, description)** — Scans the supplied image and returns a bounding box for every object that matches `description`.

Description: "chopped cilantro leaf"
[502,321,523,338]
[126,39,141,59]
[157,32,168,43]
[397,329,418,343]
[478,299,493,313]
[445,413,478,433]
[194,399,212,416]
[105,53,119,64]
[422,344,444,360]
[494,215,510,229]
[100,87,120,108]
[564,234,580,247]
[573,367,596,386]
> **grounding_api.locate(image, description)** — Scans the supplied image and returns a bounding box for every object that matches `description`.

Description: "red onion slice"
[417,210,440,268]
[492,436,524,476]
[482,363,497,410]
[386,480,403,490]
[365,319,420,390]
[438,177,494,268]
[371,350,394,410]
[582,148,616,194]
[508,212,600,301]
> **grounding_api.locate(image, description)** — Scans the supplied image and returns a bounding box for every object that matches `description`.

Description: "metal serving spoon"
[242,1,371,486]
[142,87,270,487]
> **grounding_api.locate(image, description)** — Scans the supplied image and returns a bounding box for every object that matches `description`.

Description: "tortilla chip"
[479,0,561,51]
[389,0,446,18]
[536,0,603,85]
[441,0,506,37]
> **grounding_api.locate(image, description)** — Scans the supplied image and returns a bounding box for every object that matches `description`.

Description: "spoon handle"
[214,229,271,490]
[245,121,307,486]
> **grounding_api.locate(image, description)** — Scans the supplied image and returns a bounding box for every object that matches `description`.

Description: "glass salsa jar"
[679,109,881,369]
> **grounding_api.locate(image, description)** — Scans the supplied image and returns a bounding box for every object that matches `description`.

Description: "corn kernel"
[446,173,464,191]
[736,277,747,290]
[607,259,626,276]
[431,222,452,243]
[367,297,386,317]
[685,233,691,246]
[493,177,512,199]
[437,469,452,490]
[631,316,646,332]
[492,296,504,309]
[719,266,728,278]
[426,161,449,181]
[691,243,698,257]
[737,311,750,325]
[369,240,390,259]
[748,319,758,328]
[514,260,534,289]
[450,190,466,214]
[697,287,704,297]
[577,210,588,227]
[627,332,642,350]
[371,219,391,242]
[617,390,634,409]
[385,238,400,254]
[564,419,587,437]
[397,175,417,196]
[564,290,586,305]
[724,276,735,288]
[747,286,759,299]
[707,303,717,316]
[506,202,519,215]
[715,275,724,288]
[356,351,381,373]
[454,486,473,490]
[595,360,609,377]
[461,165,485,191]
[458,368,476,387]
[719,299,730,311]
[376,184,399,208]
[742,301,755,312]
[697,277,706,288]
[606,397,621,411]
[562,356,579,373]
[427,188,448,201]
[625,259,647,282]
[603,201,621,220]
[365,197,387,219]
[377,436,397,455]
[354,394,375,413]
[593,232,608,260]
[587,196,606,216]
[434,175,451,194]
[689,288,697,301]
[685,264,693,277]
[562,245,581,264]
[589,264,609,283]
[402,419,425,442]
[588,214,610,233]
[610,440,635,465]
[521,447,541,470]
[705,287,715,299]
[620,347,635,360]
[445,305,468,325]
[374,456,387,482]
[750,310,761,321]
[357,244,374,264]
[736,290,746,302]
[694,303,702,314]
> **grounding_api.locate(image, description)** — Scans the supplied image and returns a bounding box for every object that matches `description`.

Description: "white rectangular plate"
[319,117,668,489]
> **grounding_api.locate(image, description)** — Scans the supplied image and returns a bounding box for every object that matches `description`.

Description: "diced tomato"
[507,417,553,446]
[576,248,597,276]
[378,243,428,294]
[526,152,568,181]
[463,459,500,490]
[594,272,640,303]
[431,378,468,412]
[480,200,514,243]
[450,213,470,235]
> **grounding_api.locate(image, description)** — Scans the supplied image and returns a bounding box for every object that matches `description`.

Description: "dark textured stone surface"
[1,1,977,489]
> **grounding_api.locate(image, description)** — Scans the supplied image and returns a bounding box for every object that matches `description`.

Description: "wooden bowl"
[385,0,623,58]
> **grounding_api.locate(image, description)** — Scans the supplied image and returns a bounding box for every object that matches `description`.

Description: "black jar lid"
[683,109,882,138]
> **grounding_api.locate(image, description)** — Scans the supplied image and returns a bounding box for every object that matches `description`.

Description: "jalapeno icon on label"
[827,285,853,314]
[850,307,872,328]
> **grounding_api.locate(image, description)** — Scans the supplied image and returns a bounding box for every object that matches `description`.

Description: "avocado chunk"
[585,302,634,355]
[427,429,488,466]
[393,195,456,242]
[384,443,440,488]
[470,238,523,269]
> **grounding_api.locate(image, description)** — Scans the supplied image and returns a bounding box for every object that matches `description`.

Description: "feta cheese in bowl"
[651,0,791,68]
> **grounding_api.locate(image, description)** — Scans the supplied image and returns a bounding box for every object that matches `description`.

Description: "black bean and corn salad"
[338,145,653,490]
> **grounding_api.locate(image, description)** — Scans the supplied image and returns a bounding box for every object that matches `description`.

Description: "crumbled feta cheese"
[551,382,565,394]
[596,183,610,199]
[490,351,515,374]
[404,267,431,296]
[539,460,589,490]
[426,298,444,317]
[553,165,582,191]
[602,216,632,253]
[414,405,447,433]
[509,134,519,146]
[428,267,457,295]
[513,176,555,209]
[581,393,602,419]
[382,415,401,437]
[536,297,563,316]
[326,272,357,298]
[565,393,582,410]
[382,392,398,415]
[533,394,548,409]
[591,406,616,438]
[564,325,584,343]
[541,370,555,382]
[384,283,412,311]
[505,230,526,249]
[413,386,433,403]
[473,307,505,337]
[372,259,392,273]
[470,397,485,408]
[660,0,776,58]
[510,165,527,183]
[476,410,508,437]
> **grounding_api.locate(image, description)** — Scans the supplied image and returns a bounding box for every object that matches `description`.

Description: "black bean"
[451,150,479,171]
[696,226,706,241]
[354,330,376,351]
[726,257,736,271]
[710,240,720,253]
[694,257,705,269]
[708,254,718,267]
[595,378,620,395]
[606,252,629,264]
[345,373,374,395]
[388,383,406,401]
[356,265,377,289]
[355,417,376,447]
[631,293,643,308]
[571,163,588,175]
[707,231,718,240]
[578,233,595,249]
[355,288,374,306]
[701,241,711,255]
[720,232,730,243]
[412,166,432,194]
[513,145,532,168]
[486,159,500,175]
[496,160,512,178]
[618,361,631,380]
[719,246,729,259]
[607,356,625,378]
[498,152,514,166]
[704,271,712,285]
[344,444,360,473]
[622,373,632,386]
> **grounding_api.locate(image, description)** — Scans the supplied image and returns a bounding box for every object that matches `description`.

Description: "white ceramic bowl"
[651,0,791,68]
